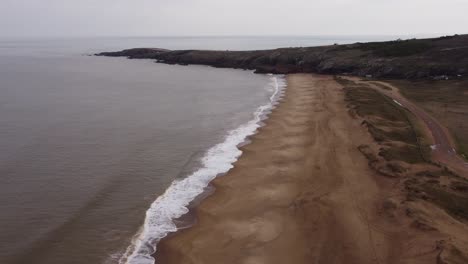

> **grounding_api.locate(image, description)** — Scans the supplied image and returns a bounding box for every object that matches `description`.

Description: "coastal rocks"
[97,34,468,80]
[97,48,170,59]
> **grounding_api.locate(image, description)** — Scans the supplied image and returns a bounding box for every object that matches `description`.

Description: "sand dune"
[155,74,452,264]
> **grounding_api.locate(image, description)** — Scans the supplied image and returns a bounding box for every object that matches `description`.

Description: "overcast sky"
[1,0,467,37]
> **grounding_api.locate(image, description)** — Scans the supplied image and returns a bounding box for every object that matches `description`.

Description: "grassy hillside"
[98,34,468,79]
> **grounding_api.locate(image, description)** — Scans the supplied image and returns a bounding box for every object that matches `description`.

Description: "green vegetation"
[406,166,468,220]
[337,77,427,164]
[366,123,415,143]
[345,89,406,122]
[100,34,468,79]
[422,184,468,220]
[454,134,468,161]
[389,80,468,161]
[406,113,433,162]
[338,76,468,221]
[379,145,425,164]
[358,39,433,57]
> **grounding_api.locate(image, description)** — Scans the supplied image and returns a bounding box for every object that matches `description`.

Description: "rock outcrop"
[97,35,468,79]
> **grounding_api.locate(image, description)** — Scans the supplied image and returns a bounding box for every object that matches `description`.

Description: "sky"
[1,0,467,38]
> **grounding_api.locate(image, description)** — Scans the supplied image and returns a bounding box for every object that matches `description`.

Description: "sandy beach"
[4,2,468,262]
[154,74,459,263]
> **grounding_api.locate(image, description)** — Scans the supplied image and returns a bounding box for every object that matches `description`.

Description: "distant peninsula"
[97,34,468,79]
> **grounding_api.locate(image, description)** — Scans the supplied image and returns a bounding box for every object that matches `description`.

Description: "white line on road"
[393,99,403,107]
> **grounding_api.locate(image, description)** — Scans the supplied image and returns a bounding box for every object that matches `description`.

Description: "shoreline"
[152,74,468,264]
[96,34,468,80]
[116,72,468,264]
[152,74,430,264]
[118,75,286,264]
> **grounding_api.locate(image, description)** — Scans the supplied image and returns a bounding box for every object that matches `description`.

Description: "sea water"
[0,36,396,264]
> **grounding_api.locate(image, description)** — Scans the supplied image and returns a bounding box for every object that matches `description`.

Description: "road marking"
[373,83,468,175]
[392,99,403,107]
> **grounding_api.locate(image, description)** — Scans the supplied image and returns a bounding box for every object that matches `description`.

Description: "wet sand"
[154,74,443,264]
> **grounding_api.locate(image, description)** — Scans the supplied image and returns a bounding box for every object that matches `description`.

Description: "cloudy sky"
[1,0,467,37]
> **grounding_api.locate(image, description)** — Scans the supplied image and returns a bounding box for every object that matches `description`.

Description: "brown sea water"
[0,36,399,264]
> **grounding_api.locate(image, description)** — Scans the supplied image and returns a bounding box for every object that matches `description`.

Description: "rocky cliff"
[97,35,468,79]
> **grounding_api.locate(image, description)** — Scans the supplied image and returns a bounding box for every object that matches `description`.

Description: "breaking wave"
[119,75,286,264]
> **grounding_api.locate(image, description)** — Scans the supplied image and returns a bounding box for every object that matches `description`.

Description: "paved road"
[367,81,468,178]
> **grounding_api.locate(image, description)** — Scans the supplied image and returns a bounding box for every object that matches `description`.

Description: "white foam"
[118,75,286,264]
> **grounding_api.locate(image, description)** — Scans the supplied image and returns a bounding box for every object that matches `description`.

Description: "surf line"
[118,75,286,264]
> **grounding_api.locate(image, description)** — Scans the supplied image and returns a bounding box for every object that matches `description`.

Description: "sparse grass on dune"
[337,76,468,221]
[422,183,468,220]
[337,77,428,164]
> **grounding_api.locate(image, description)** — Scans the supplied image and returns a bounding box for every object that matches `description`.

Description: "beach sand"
[154,74,444,264]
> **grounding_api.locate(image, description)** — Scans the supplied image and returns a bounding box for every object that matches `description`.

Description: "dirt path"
[364,80,468,178]
[154,74,438,264]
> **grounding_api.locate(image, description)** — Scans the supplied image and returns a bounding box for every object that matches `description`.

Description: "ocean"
[0,36,399,264]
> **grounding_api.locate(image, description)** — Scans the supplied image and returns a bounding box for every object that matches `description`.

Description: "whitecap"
[118,75,286,264]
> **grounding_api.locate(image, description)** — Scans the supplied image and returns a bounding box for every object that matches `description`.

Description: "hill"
[97,34,468,79]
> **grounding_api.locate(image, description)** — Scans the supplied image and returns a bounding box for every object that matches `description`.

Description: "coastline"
[118,75,286,264]
[97,34,468,80]
[152,74,441,264]
[98,38,468,262]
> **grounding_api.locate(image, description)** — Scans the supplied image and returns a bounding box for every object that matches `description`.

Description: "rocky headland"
[97,34,468,79]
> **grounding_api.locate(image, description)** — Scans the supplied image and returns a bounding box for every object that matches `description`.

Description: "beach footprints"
[224,211,284,246]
